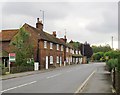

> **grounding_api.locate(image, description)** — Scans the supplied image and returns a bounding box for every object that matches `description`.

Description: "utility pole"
[82,44,84,56]
[40,10,44,28]
[112,36,113,49]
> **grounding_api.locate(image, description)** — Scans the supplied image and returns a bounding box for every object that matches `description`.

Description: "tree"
[79,42,93,58]
[92,45,111,53]
[92,52,104,61]
[10,27,34,66]
[104,50,120,59]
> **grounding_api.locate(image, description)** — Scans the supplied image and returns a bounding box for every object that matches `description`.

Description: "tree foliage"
[11,27,34,66]
[92,45,111,53]
[79,43,93,58]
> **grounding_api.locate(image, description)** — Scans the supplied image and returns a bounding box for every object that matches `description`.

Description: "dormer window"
[44,41,47,48]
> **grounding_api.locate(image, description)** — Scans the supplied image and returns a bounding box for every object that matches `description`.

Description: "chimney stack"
[36,18,43,31]
[64,35,67,43]
[53,31,57,37]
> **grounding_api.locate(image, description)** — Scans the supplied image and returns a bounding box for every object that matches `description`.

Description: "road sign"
[9,53,16,62]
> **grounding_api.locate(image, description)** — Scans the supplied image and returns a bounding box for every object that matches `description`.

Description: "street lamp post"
[82,44,84,56]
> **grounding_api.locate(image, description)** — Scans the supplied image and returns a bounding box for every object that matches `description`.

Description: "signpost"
[9,53,16,73]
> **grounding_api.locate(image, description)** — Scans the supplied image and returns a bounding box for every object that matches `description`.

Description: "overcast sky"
[0,1,118,49]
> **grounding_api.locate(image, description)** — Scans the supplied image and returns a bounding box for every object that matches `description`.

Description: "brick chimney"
[53,31,57,37]
[36,18,43,31]
[64,35,67,43]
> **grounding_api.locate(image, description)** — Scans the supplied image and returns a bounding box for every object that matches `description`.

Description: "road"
[1,63,104,93]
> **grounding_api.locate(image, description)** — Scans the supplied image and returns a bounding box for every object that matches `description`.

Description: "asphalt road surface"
[1,63,105,93]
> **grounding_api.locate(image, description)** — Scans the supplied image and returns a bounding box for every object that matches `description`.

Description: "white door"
[60,57,62,67]
[34,62,39,71]
[69,57,70,65]
[46,56,48,69]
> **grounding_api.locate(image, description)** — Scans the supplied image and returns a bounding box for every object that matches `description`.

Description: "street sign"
[9,53,16,62]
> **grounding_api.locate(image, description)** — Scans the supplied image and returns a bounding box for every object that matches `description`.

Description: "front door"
[46,56,48,69]
[60,57,62,67]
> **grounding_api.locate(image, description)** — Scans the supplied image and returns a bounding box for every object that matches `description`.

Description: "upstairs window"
[70,49,72,53]
[72,50,74,54]
[66,47,69,52]
[57,44,59,50]
[50,42,53,49]
[61,45,63,51]
[44,41,47,48]
[76,50,78,54]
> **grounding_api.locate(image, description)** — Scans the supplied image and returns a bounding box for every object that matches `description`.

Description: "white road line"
[66,70,73,73]
[47,73,62,79]
[74,70,96,94]
[1,81,37,93]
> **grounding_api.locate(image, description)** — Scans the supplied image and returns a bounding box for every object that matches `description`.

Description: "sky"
[0,1,118,49]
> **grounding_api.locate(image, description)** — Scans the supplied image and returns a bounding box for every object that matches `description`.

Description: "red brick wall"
[39,40,64,69]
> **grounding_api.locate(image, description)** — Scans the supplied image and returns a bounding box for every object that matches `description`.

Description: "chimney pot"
[37,18,39,22]
[53,31,57,37]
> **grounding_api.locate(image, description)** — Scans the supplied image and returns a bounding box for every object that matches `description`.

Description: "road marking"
[47,73,62,79]
[66,70,73,73]
[74,70,96,94]
[1,81,37,93]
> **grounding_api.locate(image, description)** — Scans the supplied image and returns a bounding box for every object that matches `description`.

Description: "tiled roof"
[0,29,18,41]
[67,43,79,50]
[23,23,66,46]
[66,43,73,49]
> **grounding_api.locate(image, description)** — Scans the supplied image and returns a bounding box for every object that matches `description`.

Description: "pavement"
[81,63,113,93]
[1,64,77,80]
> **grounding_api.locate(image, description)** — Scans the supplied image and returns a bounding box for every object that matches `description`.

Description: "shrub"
[106,59,118,72]
[10,66,34,74]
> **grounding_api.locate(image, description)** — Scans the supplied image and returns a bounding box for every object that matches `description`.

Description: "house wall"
[2,41,10,51]
[39,40,64,69]
[66,47,72,65]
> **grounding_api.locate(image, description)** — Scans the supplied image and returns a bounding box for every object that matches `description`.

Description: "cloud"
[1,2,118,48]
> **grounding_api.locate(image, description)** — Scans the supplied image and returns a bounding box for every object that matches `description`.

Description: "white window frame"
[57,44,59,50]
[72,50,74,54]
[44,41,47,48]
[50,56,53,64]
[50,42,53,49]
[57,56,59,63]
[61,45,63,51]
[70,49,72,53]
[66,47,68,52]
[66,57,69,62]
[76,50,78,54]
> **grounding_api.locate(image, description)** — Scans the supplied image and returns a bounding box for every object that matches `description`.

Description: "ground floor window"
[66,57,69,63]
[50,56,53,64]
[76,58,78,63]
[73,58,75,63]
[57,56,59,63]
